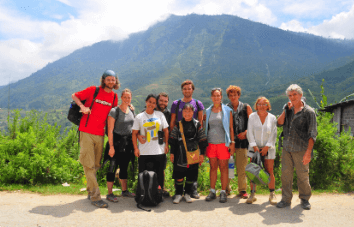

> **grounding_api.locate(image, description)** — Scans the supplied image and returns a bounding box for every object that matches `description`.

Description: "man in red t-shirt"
[72,70,119,208]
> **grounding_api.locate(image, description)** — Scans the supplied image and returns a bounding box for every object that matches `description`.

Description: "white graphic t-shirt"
[132,111,169,155]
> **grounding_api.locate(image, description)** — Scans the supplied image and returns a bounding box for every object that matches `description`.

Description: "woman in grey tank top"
[204,88,235,203]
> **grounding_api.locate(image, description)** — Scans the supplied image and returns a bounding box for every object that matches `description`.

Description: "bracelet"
[231,141,235,144]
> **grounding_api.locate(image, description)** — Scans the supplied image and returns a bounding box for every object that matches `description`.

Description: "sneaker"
[246,192,257,204]
[205,191,216,201]
[122,190,135,198]
[219,191,227,203]
[184,194,193,203]
[190,191,200,199]
[301,199,311,210]
[276,200,291,208]
[91,200,108,208]
[162,190,170,198]
[106,193,118,203]
[269,192,277,205]
[173,195,183,204]
[236,191,249,199]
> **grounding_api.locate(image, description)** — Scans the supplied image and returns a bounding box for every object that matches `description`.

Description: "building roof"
[320,99,354,112]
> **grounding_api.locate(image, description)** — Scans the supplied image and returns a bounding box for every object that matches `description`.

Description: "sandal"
[106,193,119,203]
[91,200,108,208]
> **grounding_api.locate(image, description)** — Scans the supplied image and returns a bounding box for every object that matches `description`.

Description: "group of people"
[72,70,317,210]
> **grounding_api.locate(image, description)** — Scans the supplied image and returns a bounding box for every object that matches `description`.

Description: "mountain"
[1,14,354,113]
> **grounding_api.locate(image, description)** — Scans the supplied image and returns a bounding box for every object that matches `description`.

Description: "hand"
[237,131,247,140]
[302,150,312,165]
[164,145,169,154]
[170,154,174,163]
[137,135,146,144]
[199,155,204,164]
[260,146,269,156]
[287,101,293,110]
[229,144,235,155]
[109,146,115,158]
[253,146,259,153]
[81,106,91,115]
[203,113,206,121]
[134,148,140,158]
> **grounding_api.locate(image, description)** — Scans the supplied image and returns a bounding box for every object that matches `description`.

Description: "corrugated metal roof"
[320,99,354,112]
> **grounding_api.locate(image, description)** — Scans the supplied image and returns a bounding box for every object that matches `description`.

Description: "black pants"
[138,154,166,188]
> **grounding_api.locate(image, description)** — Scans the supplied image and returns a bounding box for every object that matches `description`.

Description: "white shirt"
[132,110,169,155]
[247,112,277,153]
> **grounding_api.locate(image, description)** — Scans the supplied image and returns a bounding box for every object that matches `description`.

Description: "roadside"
[0,191,353,227]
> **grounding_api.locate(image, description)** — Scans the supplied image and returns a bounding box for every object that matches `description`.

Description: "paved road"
[0,191,353,227]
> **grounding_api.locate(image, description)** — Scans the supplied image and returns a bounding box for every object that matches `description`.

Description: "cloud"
[280,20,307,33]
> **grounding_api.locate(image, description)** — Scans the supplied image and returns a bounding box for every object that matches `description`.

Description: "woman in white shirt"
[246,97,277,205]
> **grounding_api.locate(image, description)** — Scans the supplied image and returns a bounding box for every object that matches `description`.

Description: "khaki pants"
[281,149,312,203]
[79,131,104,202]
[235,148,248,192]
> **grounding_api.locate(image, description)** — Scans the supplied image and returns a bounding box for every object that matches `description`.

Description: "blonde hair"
[121,88,132,97]
[254,96,272,111]
[100,76,121,90]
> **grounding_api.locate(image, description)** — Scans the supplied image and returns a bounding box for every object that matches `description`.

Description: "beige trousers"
[281,149,312,203]
[79,131,104,202]
[234,148,248,192]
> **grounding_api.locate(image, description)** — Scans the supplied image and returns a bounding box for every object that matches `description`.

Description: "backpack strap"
[195,99,200,112]
[85,86,100,127]
[174,99,182,123]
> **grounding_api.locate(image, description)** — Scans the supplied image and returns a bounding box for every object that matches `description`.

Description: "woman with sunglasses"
[205,88,235,203]
[246,97,277,204]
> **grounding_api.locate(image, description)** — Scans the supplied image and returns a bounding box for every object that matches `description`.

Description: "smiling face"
[211,89,222,105]
[228,91,240,104]
[103,76,116,89]
[121,92,131,106]
[182,107,194,122]
[158,95,168,111]
[288,90,302,107]
[182,84,193,99]
[145,97,157,112]
[256,98,269,112]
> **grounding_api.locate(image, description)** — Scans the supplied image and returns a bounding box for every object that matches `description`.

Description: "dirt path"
[0,191,353,227]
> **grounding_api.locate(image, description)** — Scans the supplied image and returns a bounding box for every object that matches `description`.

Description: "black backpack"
[135,170,163,212]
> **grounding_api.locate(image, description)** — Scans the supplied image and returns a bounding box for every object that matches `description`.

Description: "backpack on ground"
[245,151,270,185]
[135,170,163,212]
[67,87,100,126]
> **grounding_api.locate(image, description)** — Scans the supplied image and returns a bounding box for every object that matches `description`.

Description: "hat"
[102,70,116,79]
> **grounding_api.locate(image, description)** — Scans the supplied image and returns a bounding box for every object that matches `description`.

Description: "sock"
[210,188,216,193]
[220,190,226,193]
[175,180,184,195]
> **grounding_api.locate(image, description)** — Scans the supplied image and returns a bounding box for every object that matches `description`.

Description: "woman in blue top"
[205,88,235,203]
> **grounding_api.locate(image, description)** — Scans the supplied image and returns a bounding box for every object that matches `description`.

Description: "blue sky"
[0,0,354,86]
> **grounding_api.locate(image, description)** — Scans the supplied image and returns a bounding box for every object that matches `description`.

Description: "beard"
[158,104,166,111]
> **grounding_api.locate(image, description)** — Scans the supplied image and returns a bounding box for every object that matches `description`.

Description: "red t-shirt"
[75,86,118,136]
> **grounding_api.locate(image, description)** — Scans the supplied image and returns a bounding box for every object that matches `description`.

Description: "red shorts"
[206,143,230,160]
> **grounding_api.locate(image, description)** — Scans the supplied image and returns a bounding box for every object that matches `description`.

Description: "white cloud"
[280,20,307,33]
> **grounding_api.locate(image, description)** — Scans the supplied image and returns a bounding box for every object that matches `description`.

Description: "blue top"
[205,103,233,147]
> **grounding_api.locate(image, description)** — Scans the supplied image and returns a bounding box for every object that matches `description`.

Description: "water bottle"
[229,156,235,179]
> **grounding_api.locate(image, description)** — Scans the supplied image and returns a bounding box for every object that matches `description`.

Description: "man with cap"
[72,70,119,208]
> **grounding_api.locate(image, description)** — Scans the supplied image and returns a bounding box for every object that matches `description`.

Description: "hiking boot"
[184,194,193,203]
[190,191,200,199]
[276,200,291,208]
[205,191,216,201]
[122,190,135,198]
[162,190,170,198]
[246,193,257,204]
[269,191,277,205]
[219,191,227,203]
[91,200,108,208]
[236,191,249,199]
[173,195,183,204]
[106,193,118,203]
[301,199,311,210]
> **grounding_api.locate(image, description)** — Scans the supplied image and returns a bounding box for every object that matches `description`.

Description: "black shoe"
[205,191,216,201]
[162,190,170,198]
[301,199,311,210]
[276,200,291,208]
[219,191,227,203]
[190,191,200,199]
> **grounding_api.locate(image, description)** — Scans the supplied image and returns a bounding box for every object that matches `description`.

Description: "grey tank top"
[108,107,135,136]
[208,111,225,144]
